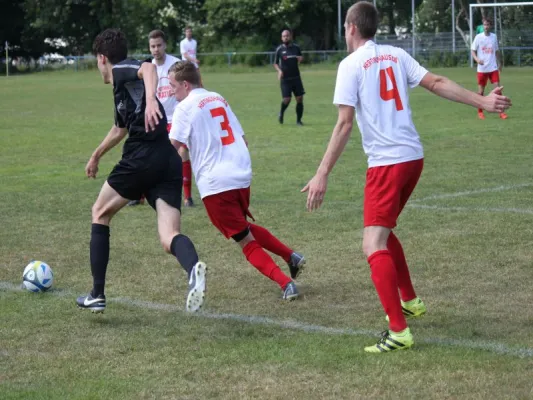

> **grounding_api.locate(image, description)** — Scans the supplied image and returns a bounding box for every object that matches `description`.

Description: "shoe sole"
[283,293,299,301]
[77,305,105,313]
[290,256,306,280]
[186,262,207,312]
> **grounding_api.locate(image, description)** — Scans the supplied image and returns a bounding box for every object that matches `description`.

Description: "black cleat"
[288,252,306,280]
[296,120,304,126]
[278,114,284,124]
[76,292,106,313]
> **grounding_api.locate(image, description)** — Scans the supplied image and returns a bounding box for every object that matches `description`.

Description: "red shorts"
[477,71,500,86]
[202,187,255,239]
[167,123,188,149]
[363,159,424,229]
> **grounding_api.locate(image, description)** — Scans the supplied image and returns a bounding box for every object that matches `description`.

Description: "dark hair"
[346,1,379,39]
[149,30,166,42]
[185,26,192,32]
[483,18,493,25]
[92,29,128,65]
[169,61,200,86]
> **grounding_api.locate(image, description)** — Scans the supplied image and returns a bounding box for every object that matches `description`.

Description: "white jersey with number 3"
[169,88,252,198]
[333,41,428,167]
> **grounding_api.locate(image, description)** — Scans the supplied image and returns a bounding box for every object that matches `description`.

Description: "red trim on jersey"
[203,188,255,239]
[477,71,500,87]
[363,159,423,229]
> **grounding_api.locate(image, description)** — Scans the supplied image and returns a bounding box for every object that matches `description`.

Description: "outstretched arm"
[419,72,511,113]
[86,125,128,178]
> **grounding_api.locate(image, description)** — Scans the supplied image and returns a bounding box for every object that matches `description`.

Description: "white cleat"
[186,262,207,312]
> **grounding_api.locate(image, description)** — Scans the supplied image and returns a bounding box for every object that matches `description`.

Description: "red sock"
[387,232,416,302]
[249,224,292,262]
[242,241,291,289]
[368,250,407,332]
[182,160,192,199]
[478,108,483,113]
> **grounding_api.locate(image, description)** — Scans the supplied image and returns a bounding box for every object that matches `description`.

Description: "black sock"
[280,101,289,116]
[296,102,304,122]
[170,234,199,277]
[90,223,110,297]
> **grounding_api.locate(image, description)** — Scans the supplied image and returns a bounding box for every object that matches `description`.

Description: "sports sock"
[368,250,407,333]
[296,102,304,122]
[182,160,192,199]
[249,224,292,262]
[280,101,289,117]
[478,108,483,113]
[387,232,416,302]
[242,241,291,289]
[171,234,199,277]
[90,223,110,297]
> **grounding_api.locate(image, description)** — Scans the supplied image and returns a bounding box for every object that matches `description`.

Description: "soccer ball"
[22,260,54,292]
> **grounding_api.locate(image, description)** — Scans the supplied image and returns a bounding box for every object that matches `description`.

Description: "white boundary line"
[408,204,533,215]
[410,183,533,203]
[1,281,532,359]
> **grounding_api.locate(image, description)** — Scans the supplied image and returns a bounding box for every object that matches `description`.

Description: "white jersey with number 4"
[169,88,252,198]
[333,41,428,168]
[153,54,181,121]
[180,38,198,68]
[471,33,499,73]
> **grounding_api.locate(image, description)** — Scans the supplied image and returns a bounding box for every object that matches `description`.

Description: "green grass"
[1,67,533,399]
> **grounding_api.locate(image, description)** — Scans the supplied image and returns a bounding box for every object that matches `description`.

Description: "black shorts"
[107,142,183,211]
[280,77,305,98]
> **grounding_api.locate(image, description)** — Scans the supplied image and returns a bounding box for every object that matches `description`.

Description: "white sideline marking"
[410,183,533,203]
[2,281,533,359]
[408,204,533,215]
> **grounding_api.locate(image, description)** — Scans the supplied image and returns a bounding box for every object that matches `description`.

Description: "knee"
[283,98,291,105]
[362,237,383,259]
[91,203,111,225]
[160,232,180,254]
[296,96,303,103]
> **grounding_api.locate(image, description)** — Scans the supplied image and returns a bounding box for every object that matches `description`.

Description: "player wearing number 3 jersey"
[168,61,306,301]
[302,1,511,353]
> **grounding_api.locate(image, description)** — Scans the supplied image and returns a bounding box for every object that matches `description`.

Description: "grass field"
[1,66,533,399]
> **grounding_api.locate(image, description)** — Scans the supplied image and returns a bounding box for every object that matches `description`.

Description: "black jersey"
[112,59,168,152]
[274,43,302,80]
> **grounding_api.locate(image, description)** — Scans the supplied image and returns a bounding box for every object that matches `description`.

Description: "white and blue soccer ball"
[22,260,54,292]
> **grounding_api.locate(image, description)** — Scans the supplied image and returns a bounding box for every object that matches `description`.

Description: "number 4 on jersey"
[210,107,235,146]
[379,67,404,111]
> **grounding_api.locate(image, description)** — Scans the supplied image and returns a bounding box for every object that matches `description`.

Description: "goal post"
[469,1,533,67]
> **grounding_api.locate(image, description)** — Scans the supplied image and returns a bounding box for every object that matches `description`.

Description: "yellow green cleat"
[386,297,426,322]
[364,328,414,353]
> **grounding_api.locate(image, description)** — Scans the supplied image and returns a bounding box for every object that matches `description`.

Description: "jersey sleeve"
[333,59,358,108]
[274,47,281,64]
[169,106,191,146]
[398,49,428,88]
[113,102,126,128]
[112,61,143,128]
[471,35,479,51]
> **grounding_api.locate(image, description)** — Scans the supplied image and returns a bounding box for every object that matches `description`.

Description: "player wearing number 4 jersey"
[168,61,305,300]
[303,1,511,353]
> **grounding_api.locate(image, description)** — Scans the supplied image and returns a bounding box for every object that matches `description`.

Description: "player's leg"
[490,71,507,119]
[249,224,306,279]
[178,145,194,207]
[362,164,413,353]
[476,73,488,119]
[294,78,305,126]
[279,80,291,124]
[76,181,129,312]
[154,198,206,312]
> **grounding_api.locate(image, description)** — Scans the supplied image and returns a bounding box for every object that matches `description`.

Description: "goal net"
[470,1,533,67]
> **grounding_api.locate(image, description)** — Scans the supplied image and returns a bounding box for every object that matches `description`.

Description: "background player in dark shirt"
[274,29,305,126]
[76,28,207,314]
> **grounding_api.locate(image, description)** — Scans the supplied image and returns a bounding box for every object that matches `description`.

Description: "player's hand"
[301,173,328,212]
[478,60,484,65]
[484,86,511,113]
[277,71,283,80]
[145,96,163,132]
[85,157,99,179]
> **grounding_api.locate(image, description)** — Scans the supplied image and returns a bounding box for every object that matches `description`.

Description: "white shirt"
[471,33,499,73]
[333,41,428,168]
[152,54,181,122]
[180,38,198,68]
[169,88,252,198]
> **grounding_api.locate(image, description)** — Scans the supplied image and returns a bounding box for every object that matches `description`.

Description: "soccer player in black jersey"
[76,29,207,314]
[274,29,305,125]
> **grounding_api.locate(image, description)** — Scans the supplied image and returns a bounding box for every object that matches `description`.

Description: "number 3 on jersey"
[210,107,235,146]
[379,67,404,111]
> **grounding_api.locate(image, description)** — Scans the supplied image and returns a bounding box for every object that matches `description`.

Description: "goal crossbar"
[469,1,533,66]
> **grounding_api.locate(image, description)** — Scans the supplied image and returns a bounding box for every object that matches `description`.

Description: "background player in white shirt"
[180,27,200,68]
[471,18,507,120]
[128,29,194,207]
[167,61,306,301]
[303,1,511,353]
